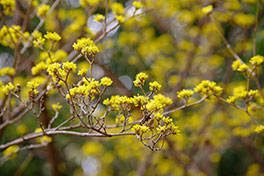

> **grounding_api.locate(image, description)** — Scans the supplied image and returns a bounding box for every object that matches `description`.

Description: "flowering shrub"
[0,0,264,175]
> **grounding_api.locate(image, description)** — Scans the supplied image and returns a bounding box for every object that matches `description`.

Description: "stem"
[253,0,259,56]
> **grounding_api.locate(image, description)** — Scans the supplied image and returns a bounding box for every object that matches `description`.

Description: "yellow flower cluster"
[37,4,50,18]
[73,38,99,55]
[232,60,248,72]
[111,2,124,16]
[0,67,15,76]
[202,5,213,15]
[146,94,173,113]
[66,78,101,99]
[0,0,15,16]
[254,125,264,134]
[78,68,88,76]
[52,102,62,111]
[250,55,264,66]
[133,72,148,87]
[154,113,163,121]
[39,50,67,64]
[231,55,264,76]
[111,2,125,23]
[32,30,46,49]
[105,73,171,113]
[27,81,40,95]
[194,80,223,98]
[3,145,19,159]
[35,128,52,144]
[80,0,100,7]
[133,95,149,107]
[93,14,105,23]
[31,62,47,75]
[33,37,45,48]
[155,115,180,135]
[226,96,236,104]
[0,25,26,48]
[103,95,136,111]
[132,124,149,135]
[100,77,113,87]
[177,89,194,99]
[116,15,125,24]
[226,89,259,104]
[44,31,61,41]
[47,63,66,82]
[133,1,143,10]
[156,125,166,133]
[62,61,77,72]
[149,81,161,92]
[2,82,14,95]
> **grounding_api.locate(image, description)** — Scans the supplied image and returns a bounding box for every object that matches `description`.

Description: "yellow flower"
[32,62,47,75]
[2,82,14,95]
[157,125,167,134]
[78,68,88,76]
[100,77,113,87]
[52,102,62,111]
[32,30,42,39]
[116,15,125,24]
[111,2,124,16]
[37,4,50,18]
[254,125,264,134]
[232,60,242,71]
[47,63,61,75]
[33,37,45,48]
[0,25,21,48]
[34,128,52,144]
[0,0,16,16]
[237,64,248,72]
[0,67,15,76]
[81,44,100,55]
[44,31,61,41]
[194,80,223,98]
[27,81,40,89]
[47,63,67,82]
[3,145,19,159]
[226,96,236,104]
[93,14,105,23]
[146,94,173,113]
[202,5,213,15]
[80,0,100,7]
[168,124,180,135]
[62,61,77,72]
[132,124,149,135]
[162,116,173,125]
[250,55,264,66]
[155,113,163,121]
[73,38,94,51]
[27,81,40,95]
[177,89,194,99]
[73,38,99,55]
[248,90,259,98]
[149,81,162,92]
[133,1,143,10]
[133,72,148,87]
